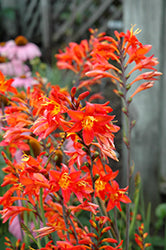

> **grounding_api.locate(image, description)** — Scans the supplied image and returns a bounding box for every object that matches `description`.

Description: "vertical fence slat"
[159,0,166,196]
[72,0,113,41]
[52,0,93,42]
[123,0,164,211]
[40,0,51,49]
[24,0,39,23]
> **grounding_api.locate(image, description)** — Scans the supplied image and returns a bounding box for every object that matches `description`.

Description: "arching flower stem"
[117,38,132,250]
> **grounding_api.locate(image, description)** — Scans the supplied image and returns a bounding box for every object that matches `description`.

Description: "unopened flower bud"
[71,87,77,98]
[126,84,131,90]
[128,97,132,103]
[92,151,99,160]
[131,120,136,128]
[78,91,90,101]
[118,90,124,97]
[122,107,128,115]
[84,162,90,168]
[135,172,141,187]
[123,136,129,147]
[94,174,100,181]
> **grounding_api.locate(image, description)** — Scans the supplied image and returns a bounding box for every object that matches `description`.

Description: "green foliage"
[0,229,17,250]
[30,58,75,88]
[0,7,16,20]
[0,6,16,40]
[155,203,166,220]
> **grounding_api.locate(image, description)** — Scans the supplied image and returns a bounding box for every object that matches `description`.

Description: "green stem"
[164,218,166,250]
[117,41,132,250]
[22,200,30,247]
[95,197,117,243]
[68,215,79,244]
[27,202,43,248]
[39,188,49,244]
[61,197,70,241]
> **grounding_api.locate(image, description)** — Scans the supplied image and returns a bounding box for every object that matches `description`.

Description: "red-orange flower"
[130,71,162,85]
[37,240,57,250]
[0,70,17,95]
[55,40,90,74]
[34,219,67,238]
[20,171,50,205]
[56,240,86,250]
[130,81,155,98]
[126,44,152,65]
[67,102,116,145]
[31,94,69,140]
[93,161,119,200]
[64,133,90,169]
[0,206,32,224]
[49,164,82,203]
[106,180,131,211]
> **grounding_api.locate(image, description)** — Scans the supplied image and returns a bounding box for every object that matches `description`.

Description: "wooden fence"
[1,0,123,50]
[123,0,166,213]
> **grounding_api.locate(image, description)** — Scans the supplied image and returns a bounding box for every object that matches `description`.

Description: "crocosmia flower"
[67,102,117,145]
[0,70,16,95]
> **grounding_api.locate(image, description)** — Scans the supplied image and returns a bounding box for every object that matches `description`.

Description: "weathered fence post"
[40,0,51,49]
[123,0,166,210]
[158,1,166,198]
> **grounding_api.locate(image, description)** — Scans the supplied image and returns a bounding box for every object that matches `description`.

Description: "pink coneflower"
[0,40,16,60]
[13,35,41,61]
[12,71,38,89]
[9,216,23,240]
[0,57,29,77]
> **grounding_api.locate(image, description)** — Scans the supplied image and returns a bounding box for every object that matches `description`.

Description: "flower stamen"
[82,116,96,129]
[58,172,71,189]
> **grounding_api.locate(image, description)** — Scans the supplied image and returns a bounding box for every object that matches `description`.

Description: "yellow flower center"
[82,116,96,129]
[0,56,7,63]
[51,101,61,116]
[58,172,71,189]
[42,98,61,116]
[15,35,28,46]
[20,75,27,79]
[0,42,6,47]
[95,178,106,192]
[110,193,119,201]
[21,153,30,162]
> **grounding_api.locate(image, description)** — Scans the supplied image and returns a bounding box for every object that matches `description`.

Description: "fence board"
[26,7,40,38]
[53,0,93,42]
[13,0,123,48]
[51,0,68,21]
[158,0,166,196]
[123,0,165,211]
[16,0,41,41]
[40,0,51,48]
[24,0,39,24]
[72,0,114,41]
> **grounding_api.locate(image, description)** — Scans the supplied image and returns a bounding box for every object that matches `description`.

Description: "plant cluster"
[0,27,162,249]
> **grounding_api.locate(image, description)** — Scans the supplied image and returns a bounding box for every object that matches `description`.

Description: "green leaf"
[155,203,166,219]
[151,236,164,247]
